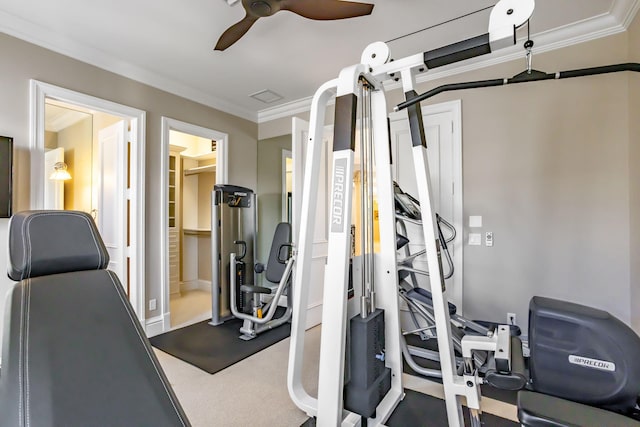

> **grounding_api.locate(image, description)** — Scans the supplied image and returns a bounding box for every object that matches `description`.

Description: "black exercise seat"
[0,211,190,427]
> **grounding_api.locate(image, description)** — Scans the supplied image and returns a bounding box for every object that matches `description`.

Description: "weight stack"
[234,260,250,314]
[344,308,392,419]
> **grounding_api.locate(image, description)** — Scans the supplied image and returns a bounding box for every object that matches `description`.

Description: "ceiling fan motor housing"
[245,0,280,17]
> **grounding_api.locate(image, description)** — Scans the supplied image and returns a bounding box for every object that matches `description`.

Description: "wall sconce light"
[50,162,72,181]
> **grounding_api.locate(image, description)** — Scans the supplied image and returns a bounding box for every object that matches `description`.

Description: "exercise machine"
[1,211,190,426]
[287,1,536,425]
[394,182,508,380]
[515,297,640,426]
[210,184,293,340]
[210,184,256,326]
[229,222,294,340]
[288,0,640,424]
[395,181,523,356]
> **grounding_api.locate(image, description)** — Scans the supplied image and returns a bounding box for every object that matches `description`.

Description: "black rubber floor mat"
[150,315,290,374]
[302,389,518,426]
[386,389,518,427]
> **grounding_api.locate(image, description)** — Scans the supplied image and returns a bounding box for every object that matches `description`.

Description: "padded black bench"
[0,211,190,427]
[518,390,640,427]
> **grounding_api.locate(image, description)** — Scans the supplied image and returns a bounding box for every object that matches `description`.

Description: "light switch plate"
[469,216,482,228]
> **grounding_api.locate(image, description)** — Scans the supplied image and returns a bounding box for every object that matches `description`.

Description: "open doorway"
[30,80,146,324]
[160,117,228,333]
[282,149,293,223]
[43,99,129,284]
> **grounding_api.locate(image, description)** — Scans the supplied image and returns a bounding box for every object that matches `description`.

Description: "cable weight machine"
[287,1,536,426]
[287,0,640,424]
[288,59,404,426]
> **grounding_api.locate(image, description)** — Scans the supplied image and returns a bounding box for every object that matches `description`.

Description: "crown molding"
[257,96,316,123]
[258,0,640,123]
[611,0,640,28]
[0,10,258,123]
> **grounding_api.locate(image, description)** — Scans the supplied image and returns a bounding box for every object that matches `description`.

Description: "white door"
[97,120,128,291]
[292,117,332,328]
[44,147,64,209]
[389,101,463,311]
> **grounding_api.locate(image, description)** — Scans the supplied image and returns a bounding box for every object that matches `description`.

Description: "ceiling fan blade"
[281,0,374,21]
[214,14,259,51]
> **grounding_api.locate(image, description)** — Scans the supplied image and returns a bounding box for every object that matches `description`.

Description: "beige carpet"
[156,326,321,427]
[169,289,212,329]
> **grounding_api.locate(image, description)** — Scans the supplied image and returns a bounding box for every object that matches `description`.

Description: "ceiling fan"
[215,0,375,51]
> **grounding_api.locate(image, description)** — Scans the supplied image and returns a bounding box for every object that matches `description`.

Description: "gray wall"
[425,59,630,331]
[400,34,637,333]
[256,134,291,273]
[629,12,640,333]
[259,32,639,334]
[0,33,258,333]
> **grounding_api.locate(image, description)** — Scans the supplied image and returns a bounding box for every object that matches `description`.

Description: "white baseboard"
[306,302,323,329]
[145,314,166,338]
[180,279,211,293]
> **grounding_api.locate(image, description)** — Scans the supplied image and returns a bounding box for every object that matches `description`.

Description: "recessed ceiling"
[0,0,637,122]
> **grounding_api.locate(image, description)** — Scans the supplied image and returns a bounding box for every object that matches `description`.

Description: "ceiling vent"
[249,89,283,104]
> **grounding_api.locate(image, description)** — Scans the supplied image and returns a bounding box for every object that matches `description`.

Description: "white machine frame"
[288,1,535,426]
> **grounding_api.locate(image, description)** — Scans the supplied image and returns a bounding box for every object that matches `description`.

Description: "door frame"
[29,80,147,324]
[158,117,228,334]
[389,99,464,312]
[97,120,128,287]
[291,118,333,329]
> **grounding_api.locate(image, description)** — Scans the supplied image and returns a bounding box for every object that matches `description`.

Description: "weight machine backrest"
[264,222,292,284]
[1,210,190,427]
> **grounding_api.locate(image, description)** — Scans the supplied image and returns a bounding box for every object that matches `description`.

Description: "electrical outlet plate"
[149,299,157,311]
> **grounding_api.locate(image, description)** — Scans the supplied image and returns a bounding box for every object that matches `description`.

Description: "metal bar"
[396,63,640,111]
[287,78,339,417]
[365,84,376,311]
[403,67,466,425]
[210,189,222,326]
[359,82,368,319]
[316,64,363,427]
[229,256,294,325]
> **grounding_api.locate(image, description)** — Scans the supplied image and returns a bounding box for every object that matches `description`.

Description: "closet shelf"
[183,228,211,236]
[182,151,216,161]
[184,164,216,175]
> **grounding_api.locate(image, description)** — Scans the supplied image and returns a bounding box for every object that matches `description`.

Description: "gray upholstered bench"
[0,211,190,427]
